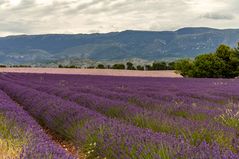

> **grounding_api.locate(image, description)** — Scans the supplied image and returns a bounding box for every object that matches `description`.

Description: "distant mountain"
[0,27,239,65]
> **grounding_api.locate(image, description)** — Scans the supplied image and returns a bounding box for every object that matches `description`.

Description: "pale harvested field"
[0,68,182,78]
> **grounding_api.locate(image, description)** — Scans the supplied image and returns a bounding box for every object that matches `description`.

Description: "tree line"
[175,43,239,78]
[0,65,32,68]
[58,61,176,70]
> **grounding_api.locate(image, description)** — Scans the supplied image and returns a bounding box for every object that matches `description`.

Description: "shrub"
[112,64,125,70]
[97,64,105,69]
[175,43,239,78]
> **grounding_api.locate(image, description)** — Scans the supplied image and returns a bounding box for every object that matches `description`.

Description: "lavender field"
[0,73,239,159]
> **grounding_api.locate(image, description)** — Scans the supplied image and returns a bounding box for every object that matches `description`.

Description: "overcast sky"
[0,0,238,36]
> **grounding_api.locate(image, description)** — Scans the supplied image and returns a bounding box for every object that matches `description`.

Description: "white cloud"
[0,0,238,36]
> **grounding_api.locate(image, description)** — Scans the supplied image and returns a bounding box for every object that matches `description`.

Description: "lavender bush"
[0,89,75,159]
[0,73,239,158]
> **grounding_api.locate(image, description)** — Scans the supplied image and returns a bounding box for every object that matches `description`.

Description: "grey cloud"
[65,0,104,15]
[0,21,33,33]
[202,12,234,20]
[0,0,238,36]
[7,0,36,11]
[0,0,7,4]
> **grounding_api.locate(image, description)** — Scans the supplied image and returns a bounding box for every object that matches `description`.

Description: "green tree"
[136,65,144,70]
[145,65,152,70]
[152,62,167,70]
[167,62,175,70]
[69,65,77,68]
[193,53,225,78]
[215,44,232,62]
[216,44,239,78]
[97,64,105,69]
[87,66,95,69]
[175,59,194,77]
[112,64,125,70]
[229,53,239,77]
[235,42,239,54]
[175,44,239,78]
[126,62,135,70]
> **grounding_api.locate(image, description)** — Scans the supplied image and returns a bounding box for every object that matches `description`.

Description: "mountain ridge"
[0,27,239,65]
[3,27,239,37]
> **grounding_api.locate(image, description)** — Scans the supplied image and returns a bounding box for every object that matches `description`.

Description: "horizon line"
[1,26,239,38]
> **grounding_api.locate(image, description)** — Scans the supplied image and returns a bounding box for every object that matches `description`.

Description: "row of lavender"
[0,79,203,158]
[2,74,237,148]
[0,89,75,158]
[6,73,239,112]
[4,73,238,118]
[1,73,239,158]
[3,73,239,130]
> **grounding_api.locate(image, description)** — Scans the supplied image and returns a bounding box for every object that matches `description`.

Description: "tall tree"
[193,54,225,78]
[152,62,167,70]
[126,62,135,70]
